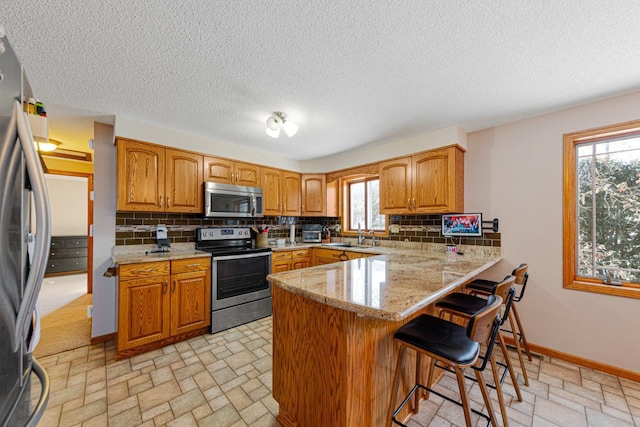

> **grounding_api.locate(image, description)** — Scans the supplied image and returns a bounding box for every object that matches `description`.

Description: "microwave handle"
[251,194,256,217]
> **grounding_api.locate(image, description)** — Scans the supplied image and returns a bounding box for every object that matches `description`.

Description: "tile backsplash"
[115,213,500,247]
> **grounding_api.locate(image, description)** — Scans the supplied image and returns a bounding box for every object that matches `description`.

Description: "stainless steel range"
[196,227,272,333]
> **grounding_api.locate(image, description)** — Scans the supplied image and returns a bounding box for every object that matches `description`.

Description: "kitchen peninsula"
[267,244,501,427]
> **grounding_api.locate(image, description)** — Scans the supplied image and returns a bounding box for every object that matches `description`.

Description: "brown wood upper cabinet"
[261,167,301,216]
[117,138,203,213]
[301,174,327,216]
[203,156,261,187]
[379,146,464,214]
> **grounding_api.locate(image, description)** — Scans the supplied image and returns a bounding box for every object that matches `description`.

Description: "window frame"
[563,119,640,299]
[341,175,388,237]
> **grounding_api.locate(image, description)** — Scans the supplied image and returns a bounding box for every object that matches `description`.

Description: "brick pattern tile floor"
[32,316,640,426]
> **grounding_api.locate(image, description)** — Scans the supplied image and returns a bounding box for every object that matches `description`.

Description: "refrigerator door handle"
[13,101,51,352]
[25,357,50,427]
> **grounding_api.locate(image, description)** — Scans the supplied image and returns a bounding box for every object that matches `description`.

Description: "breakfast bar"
[268,245,501,427]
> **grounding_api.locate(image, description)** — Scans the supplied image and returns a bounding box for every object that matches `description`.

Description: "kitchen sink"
[321,242,353,247]
[321,242,369,248]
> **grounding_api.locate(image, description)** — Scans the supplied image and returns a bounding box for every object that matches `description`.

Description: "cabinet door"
[204,156,233,184]
[235,162,261,187]
[117,139,165,212]
[412,147,464,213]
[291,259,309,270]
[282,171,301,216]
[326,180,340,217]
[261,167,282,216]
[311,248,345,266]
[379,157,412,214]
[118,276,171,351]
[272,261,291,273]
[170,270,211,336]
[165,149,203,213]
[301,174,326,216]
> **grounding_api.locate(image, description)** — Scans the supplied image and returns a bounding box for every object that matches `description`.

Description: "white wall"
[91,122,117,338]
[45,174,88,236]
[465,90,640,373]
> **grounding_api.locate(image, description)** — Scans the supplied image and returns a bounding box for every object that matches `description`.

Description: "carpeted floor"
[34,293,92,358]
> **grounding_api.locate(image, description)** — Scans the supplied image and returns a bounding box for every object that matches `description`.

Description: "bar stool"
[435,275,520,427]
[466,264,531,359]
[388,295,503,427]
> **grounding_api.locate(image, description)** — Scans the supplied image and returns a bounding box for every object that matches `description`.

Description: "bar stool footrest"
[392,381,492,427]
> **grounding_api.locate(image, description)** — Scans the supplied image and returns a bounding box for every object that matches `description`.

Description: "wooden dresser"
[45,236,88,276]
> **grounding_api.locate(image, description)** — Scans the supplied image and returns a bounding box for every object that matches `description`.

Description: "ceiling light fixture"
[265,112,298,138]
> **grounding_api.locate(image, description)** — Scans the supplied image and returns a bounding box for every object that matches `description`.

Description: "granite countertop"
[112,243,211,265]
[267,243,502,321]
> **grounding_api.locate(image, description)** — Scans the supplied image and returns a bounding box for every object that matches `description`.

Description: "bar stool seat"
[394,314,480,365]
[435,292,489,316]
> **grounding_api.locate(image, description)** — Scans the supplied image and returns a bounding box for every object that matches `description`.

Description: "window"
[563,120,640,298]
[344,176,386,233]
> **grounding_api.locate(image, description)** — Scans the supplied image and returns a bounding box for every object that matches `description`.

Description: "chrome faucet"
[357,226,365,246]
[369,230,378,247]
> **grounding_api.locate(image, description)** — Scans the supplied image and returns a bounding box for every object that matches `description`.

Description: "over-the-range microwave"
[204,182,264,218]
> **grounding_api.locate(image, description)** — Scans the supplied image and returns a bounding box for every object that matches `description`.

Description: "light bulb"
[282,120,298,137]
[266,126,280,138]
[266,115,281,131]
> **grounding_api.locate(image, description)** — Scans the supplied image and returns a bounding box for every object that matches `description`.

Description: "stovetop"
[195,227,272,256]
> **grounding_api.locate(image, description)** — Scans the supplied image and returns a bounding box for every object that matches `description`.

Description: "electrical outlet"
[87,305,93,318]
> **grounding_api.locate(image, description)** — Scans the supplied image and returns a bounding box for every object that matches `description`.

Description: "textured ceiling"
[3,1,640,160]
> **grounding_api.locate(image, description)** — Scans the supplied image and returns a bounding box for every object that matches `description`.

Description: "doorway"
[43,171,94,294]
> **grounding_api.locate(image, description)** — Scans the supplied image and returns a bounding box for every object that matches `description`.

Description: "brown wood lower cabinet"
[117,257,211,359]
[311,248,364,266]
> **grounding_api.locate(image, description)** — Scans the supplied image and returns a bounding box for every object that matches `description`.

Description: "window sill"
[564,280,640,299]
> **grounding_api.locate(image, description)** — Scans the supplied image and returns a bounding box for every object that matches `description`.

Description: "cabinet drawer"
[272,251,292,261]
[46,257,87,274]
[171,257,211,274]
[120,261,170,280]
[291,249,309,259]
[63,237,87,248]
[50,237,65,248]
[49,247,87,259]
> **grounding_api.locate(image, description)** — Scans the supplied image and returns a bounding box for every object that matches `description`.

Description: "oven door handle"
[212,251,272,261]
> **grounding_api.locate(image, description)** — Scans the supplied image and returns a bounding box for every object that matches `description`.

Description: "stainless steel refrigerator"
[0,28,51,426]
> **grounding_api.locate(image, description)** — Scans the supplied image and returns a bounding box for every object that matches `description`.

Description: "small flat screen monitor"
[442,213,483,237]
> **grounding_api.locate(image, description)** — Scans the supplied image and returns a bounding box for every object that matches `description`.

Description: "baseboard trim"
[503,336,640,383]
[91,333,116,345]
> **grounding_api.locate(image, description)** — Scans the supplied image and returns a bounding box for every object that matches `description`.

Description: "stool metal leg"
[511,303,533,361]
[508,309,529,386]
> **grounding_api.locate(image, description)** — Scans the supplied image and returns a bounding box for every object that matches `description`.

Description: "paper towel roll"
[290,224,296,245]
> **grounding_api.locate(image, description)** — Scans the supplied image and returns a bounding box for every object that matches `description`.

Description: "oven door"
[211,251,272,310]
